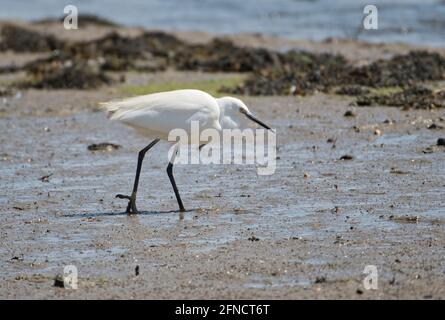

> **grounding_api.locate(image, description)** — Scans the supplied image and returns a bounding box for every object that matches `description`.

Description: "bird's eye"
[239,107,246,114]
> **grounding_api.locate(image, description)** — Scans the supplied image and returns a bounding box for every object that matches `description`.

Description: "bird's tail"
[98,100,117,118]
[98,99,132,120]
[99,94,153,120]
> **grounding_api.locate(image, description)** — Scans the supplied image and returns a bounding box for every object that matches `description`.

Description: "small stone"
[344,110,356,117]
[39,173,53,182]
[315,276,326,284]
[428,123,443,130]
[88,143,121,152]
[135,265,140,276]
[331,206,340,214]
[339,154,354,160]
[422,146,436,154]
[374,129,382,136]
[437,138,445,146]
[54,274,65,288]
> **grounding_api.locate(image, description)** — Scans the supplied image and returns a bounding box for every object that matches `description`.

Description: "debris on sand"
[343,110,356,117]
[248,236,260,241]
[331,206,340,214]
[339,154,354,161]
[87,143,121,152]
[422,138,445,153]
[390,168,411,175]
[315,276,326,284]
[427,123,444,130]
[53,274,65,288]
[135,265,140,276]
[355,86,445,109]
[389,215,420,223]
[422,146,438,154]
[0,24,64,52]
[11,254,24,261]
[39,173,53,182]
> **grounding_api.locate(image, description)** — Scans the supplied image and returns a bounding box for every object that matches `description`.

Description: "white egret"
[100,89,272,214]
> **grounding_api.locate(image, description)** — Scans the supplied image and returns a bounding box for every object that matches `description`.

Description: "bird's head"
[216,96,273,131]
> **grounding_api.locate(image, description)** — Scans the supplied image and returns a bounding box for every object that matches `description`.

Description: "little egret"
[100,89,272,214]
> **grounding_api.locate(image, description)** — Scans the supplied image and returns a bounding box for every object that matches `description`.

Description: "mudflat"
[0,21,444,299]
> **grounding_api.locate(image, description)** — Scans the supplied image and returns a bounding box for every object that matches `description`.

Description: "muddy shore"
[0,21,444,299]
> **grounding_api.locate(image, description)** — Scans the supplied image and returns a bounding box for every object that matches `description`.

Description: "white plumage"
[100,89,252,141]
[99,89,272,214]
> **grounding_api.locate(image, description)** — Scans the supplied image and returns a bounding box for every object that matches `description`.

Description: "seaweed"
[0,24,64,52]
[355,86,445,109]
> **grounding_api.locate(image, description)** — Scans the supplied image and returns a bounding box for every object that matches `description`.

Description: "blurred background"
[1,0,444,47]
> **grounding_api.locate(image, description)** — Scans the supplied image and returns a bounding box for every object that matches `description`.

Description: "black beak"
[245,112,274,132]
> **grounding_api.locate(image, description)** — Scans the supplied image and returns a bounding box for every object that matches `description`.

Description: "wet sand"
[1,83,444,299]
[0,23,444,299]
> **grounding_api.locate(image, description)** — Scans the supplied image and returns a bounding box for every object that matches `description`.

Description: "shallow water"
[2,0,445,47]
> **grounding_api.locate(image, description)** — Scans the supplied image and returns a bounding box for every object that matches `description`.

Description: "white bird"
[100,89,272,214]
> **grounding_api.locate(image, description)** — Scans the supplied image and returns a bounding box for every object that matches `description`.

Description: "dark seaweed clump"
[227,51,445,97]
[348,51,445,87]
[68,31,184,71]
[1,21,445,100]
[21,56,112,89]
[174,38,282,72]
[1,29,186,89]
[355,86,445,109]
[0,24,64,52]
[226,51,349,95]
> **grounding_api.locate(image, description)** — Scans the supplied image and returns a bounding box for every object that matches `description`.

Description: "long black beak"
[245,112,274,132]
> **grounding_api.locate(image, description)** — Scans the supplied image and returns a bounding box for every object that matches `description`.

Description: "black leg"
[116,138,160,214]
[166,146,185,212]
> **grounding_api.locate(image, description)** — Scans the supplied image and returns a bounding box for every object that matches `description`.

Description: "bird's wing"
[99,89,220,135]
